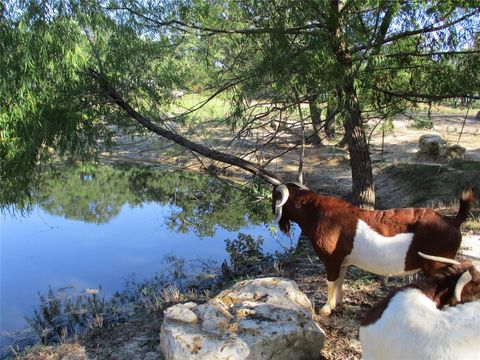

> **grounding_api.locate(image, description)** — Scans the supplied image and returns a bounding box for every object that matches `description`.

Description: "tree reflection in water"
[34,164,271,237]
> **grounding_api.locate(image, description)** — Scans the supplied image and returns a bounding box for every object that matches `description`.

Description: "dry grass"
[14,343,87,360]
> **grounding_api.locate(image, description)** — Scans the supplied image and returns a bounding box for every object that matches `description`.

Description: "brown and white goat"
[272,183,473,315]
[360,254,480,360]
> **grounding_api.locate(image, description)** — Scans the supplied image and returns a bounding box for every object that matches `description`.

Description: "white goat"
[360,254,480,360]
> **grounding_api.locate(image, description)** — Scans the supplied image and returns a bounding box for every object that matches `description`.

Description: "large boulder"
[160,277,325,360]
[418,134,447,155]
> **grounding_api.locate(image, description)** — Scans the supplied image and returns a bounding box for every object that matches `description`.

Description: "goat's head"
[272,183,308,234]
[417,252,480,307]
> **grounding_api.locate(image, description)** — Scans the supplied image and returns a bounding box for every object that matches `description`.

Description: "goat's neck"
[414,277,457,309]
[285,203,322,238]
[393,289,440,327]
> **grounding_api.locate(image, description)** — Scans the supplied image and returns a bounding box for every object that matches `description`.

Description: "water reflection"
[1,165,296,338]
[36,165,271,236]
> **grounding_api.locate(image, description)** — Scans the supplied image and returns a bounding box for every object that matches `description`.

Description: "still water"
[0,165,298,335]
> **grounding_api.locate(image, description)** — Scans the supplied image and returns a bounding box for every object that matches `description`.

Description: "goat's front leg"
[320,280,338,316]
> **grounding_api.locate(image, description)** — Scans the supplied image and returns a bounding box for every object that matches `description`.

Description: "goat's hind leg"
[335,265,348,303]
[320,263,343,317]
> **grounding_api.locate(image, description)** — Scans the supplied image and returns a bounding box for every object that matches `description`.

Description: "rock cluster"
[160,277,325,360]
[418,134,465,160]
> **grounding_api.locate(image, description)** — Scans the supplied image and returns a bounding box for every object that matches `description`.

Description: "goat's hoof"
[320,305,332,317]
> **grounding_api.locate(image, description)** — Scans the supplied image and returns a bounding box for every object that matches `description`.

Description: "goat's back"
[360,289,480,360]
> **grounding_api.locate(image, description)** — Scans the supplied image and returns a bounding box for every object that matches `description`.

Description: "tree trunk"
[343,77,375,209]
[324,104,336,139]
[307,92,323,145]
[330,0,375,209]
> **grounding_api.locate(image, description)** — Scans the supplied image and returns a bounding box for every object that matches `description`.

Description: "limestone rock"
[441,144,466,160]
[418,134,447,155]
[160,277,325,360]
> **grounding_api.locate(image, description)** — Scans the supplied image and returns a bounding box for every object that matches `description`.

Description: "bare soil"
[15,109,480,359]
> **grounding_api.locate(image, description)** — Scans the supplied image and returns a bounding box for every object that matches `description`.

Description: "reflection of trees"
[39,166,133,224]
[127,167,270,237]
[36,165,270,235]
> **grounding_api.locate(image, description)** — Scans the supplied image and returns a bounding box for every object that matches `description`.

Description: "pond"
[0,164,299,353]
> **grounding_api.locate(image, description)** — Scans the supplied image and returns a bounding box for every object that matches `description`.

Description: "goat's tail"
[452,189,474,228]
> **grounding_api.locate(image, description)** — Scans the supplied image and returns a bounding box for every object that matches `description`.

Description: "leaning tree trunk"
[88,68,282,186]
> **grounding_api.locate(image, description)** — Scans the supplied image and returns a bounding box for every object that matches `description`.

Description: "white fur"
[360,289,480,360]
[343,220,419,276]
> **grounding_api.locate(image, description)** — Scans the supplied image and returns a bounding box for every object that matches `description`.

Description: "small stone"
[442,144,466,159]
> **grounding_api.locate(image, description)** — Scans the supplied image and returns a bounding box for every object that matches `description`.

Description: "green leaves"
[2,0,479,208]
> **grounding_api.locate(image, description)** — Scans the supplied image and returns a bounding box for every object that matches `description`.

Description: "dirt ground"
[15,109,480,359]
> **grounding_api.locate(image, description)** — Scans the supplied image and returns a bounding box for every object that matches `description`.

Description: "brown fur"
[272,184,472,281]
[361,261,480,326]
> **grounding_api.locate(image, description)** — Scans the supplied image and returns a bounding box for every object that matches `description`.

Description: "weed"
[25,287,128,345]
[465,214,480,232]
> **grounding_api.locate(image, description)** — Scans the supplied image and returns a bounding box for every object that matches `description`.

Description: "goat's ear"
[454,270,473,302]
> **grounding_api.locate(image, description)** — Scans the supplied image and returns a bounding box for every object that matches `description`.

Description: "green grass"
[450,160,480,171]
[168,93,231,123]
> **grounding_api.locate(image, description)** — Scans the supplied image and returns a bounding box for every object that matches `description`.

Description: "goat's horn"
[454,270,473,303]
[273,185,289,223]
[417,252,461,266]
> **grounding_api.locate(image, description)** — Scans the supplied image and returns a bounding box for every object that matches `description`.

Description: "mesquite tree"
[2,0,479,209]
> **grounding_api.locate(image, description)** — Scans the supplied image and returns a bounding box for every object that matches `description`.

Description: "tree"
[2,0,479,209]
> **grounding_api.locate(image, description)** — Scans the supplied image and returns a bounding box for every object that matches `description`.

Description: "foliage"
[2,0,480,207]
[410,115,434,130]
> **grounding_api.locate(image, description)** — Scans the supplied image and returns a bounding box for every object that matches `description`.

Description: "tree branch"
[372,87,480,100]
[351,9,480,53]
[107,4,323,36]
[88,68,282,186]
[381,50,480,57]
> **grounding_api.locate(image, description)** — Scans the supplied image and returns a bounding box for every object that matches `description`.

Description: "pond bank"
[10,110,480,359]
[12,226,479,360]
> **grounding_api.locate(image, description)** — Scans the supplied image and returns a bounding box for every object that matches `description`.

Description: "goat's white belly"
[343,220,419,276]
